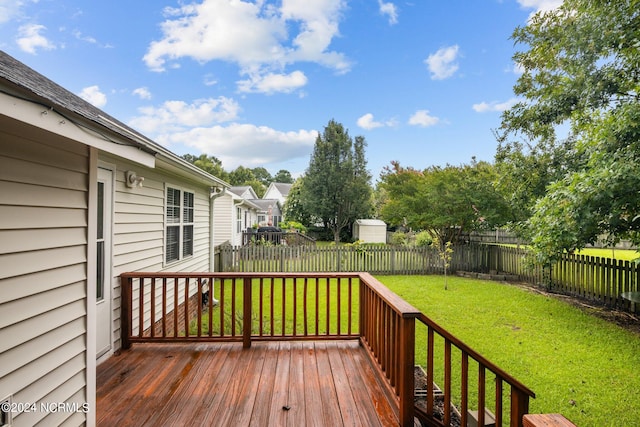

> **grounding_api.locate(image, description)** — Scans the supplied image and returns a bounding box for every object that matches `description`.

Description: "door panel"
[96,167,112,358]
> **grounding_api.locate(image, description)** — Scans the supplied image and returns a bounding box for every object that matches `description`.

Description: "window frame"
[165,185,195,265]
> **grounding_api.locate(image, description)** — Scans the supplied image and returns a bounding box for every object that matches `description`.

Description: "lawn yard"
[379,275,640,427]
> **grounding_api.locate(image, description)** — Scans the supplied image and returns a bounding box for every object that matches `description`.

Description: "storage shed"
[353,219,387,243]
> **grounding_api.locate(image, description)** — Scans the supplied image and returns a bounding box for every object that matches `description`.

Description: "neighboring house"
[228,185,258,200]
[0,51,228,427]
[227,185,284,227]
[213,188,260,246]
[251,199,283,227]
[263,182,292,207]
[353,219,387,244]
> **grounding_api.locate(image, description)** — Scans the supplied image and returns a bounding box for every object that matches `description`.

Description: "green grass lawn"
[378,275,640,427]
[575,247,640,261]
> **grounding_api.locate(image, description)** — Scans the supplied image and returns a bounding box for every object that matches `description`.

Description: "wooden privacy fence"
[484,245,640,310]
[119,271,535,427]
[215,243,640,312]
[216,244,492,275]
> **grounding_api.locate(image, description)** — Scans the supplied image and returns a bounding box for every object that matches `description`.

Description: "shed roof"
[355,219,386,226]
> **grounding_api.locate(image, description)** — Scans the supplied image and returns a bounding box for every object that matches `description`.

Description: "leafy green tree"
[182,153,229,182]
[379,160,508,244]
[228,166,255,185]
[301,120,373,242]
[273,169,294,184]
[251,167,272,186]
[283,177,313,225]
[499,0,640,262]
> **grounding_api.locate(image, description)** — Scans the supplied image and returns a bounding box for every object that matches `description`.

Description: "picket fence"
[215,243,640,312]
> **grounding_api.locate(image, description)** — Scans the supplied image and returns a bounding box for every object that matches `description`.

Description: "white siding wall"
[0,126,89,427]
[213,192,233,247]
[99,154,212,351]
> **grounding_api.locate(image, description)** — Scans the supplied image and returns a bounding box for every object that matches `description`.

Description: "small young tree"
[432,235,454,290]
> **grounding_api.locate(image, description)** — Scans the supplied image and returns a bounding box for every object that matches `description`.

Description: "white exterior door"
[96,167,113,358]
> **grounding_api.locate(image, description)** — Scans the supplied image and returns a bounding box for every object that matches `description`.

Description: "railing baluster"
[281,277,286,336]
[173,278,178,338]
[304,277,309,336]
[293,277,298,336]
[270,278,275,336]
[444,338,451,426]
[496,376,503,426]
[184,277,189,337]
[461,351,469,427]
[138,277,144,338]
[243,276,251,348]
[150,278,156,338]
[478,365,486,427]
[427,327,434,416]
[208,278,213,337]
[162,278,167,338]
[326,277,330,335]
[259,277,264,336]
[197,277,203,337]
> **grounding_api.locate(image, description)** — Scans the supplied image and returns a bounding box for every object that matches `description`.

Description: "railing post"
[120,274,132,350]
[243,276,252,348]
[511,387,530,427]
[398,314,415,427]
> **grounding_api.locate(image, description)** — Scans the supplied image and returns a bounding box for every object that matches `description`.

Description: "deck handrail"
[414,311,535,427]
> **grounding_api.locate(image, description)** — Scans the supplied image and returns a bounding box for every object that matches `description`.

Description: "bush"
[390,231,409,246]
[279,220,307,233]
[415,231,433,247]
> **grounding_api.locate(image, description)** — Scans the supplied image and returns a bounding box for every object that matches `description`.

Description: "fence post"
[243,276,252,348]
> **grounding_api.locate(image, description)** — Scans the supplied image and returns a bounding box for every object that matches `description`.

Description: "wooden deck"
[96,340,399,426]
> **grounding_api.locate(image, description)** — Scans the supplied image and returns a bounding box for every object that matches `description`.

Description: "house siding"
[0,128,89,427]
[99,154,212,352]
[213,192,233,247]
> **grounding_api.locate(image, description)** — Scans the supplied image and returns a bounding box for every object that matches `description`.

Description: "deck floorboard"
[96,341,398,427]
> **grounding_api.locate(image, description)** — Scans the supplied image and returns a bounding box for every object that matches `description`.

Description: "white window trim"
[165,184,195,266]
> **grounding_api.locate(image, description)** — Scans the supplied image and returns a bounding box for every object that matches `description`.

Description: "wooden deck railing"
[119,271,534,427]
[413,311,535,427]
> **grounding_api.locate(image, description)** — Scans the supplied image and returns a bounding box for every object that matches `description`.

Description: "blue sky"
[0,0,561,180]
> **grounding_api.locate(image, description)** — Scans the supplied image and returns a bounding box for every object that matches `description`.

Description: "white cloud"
[472,97,520,113]
[156,123,317,169]
[143,0,350,93]
[0,0,30,24]
[16,24,56,54]
[79,85,107,108]
[517,0,563,14]
[509,62,525,75]
[237,70,308,94]
[133,87,152,100]
[408,110,439,127]
[128,97,240,134]
[378,1,398,25]
[425,45,459,80]
[357,113,383,130]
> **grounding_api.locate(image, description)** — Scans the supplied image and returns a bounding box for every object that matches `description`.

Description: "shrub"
[390,231,409,246]
[415,231,433,247]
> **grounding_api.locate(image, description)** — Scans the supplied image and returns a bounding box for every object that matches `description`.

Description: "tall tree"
[301,120,373,242]
[251,167,272,186]
[499,0,640,262]
[273,169,294,184]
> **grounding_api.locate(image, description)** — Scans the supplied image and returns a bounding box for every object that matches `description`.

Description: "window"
[236,207,242,233]
[166,186,194,263]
